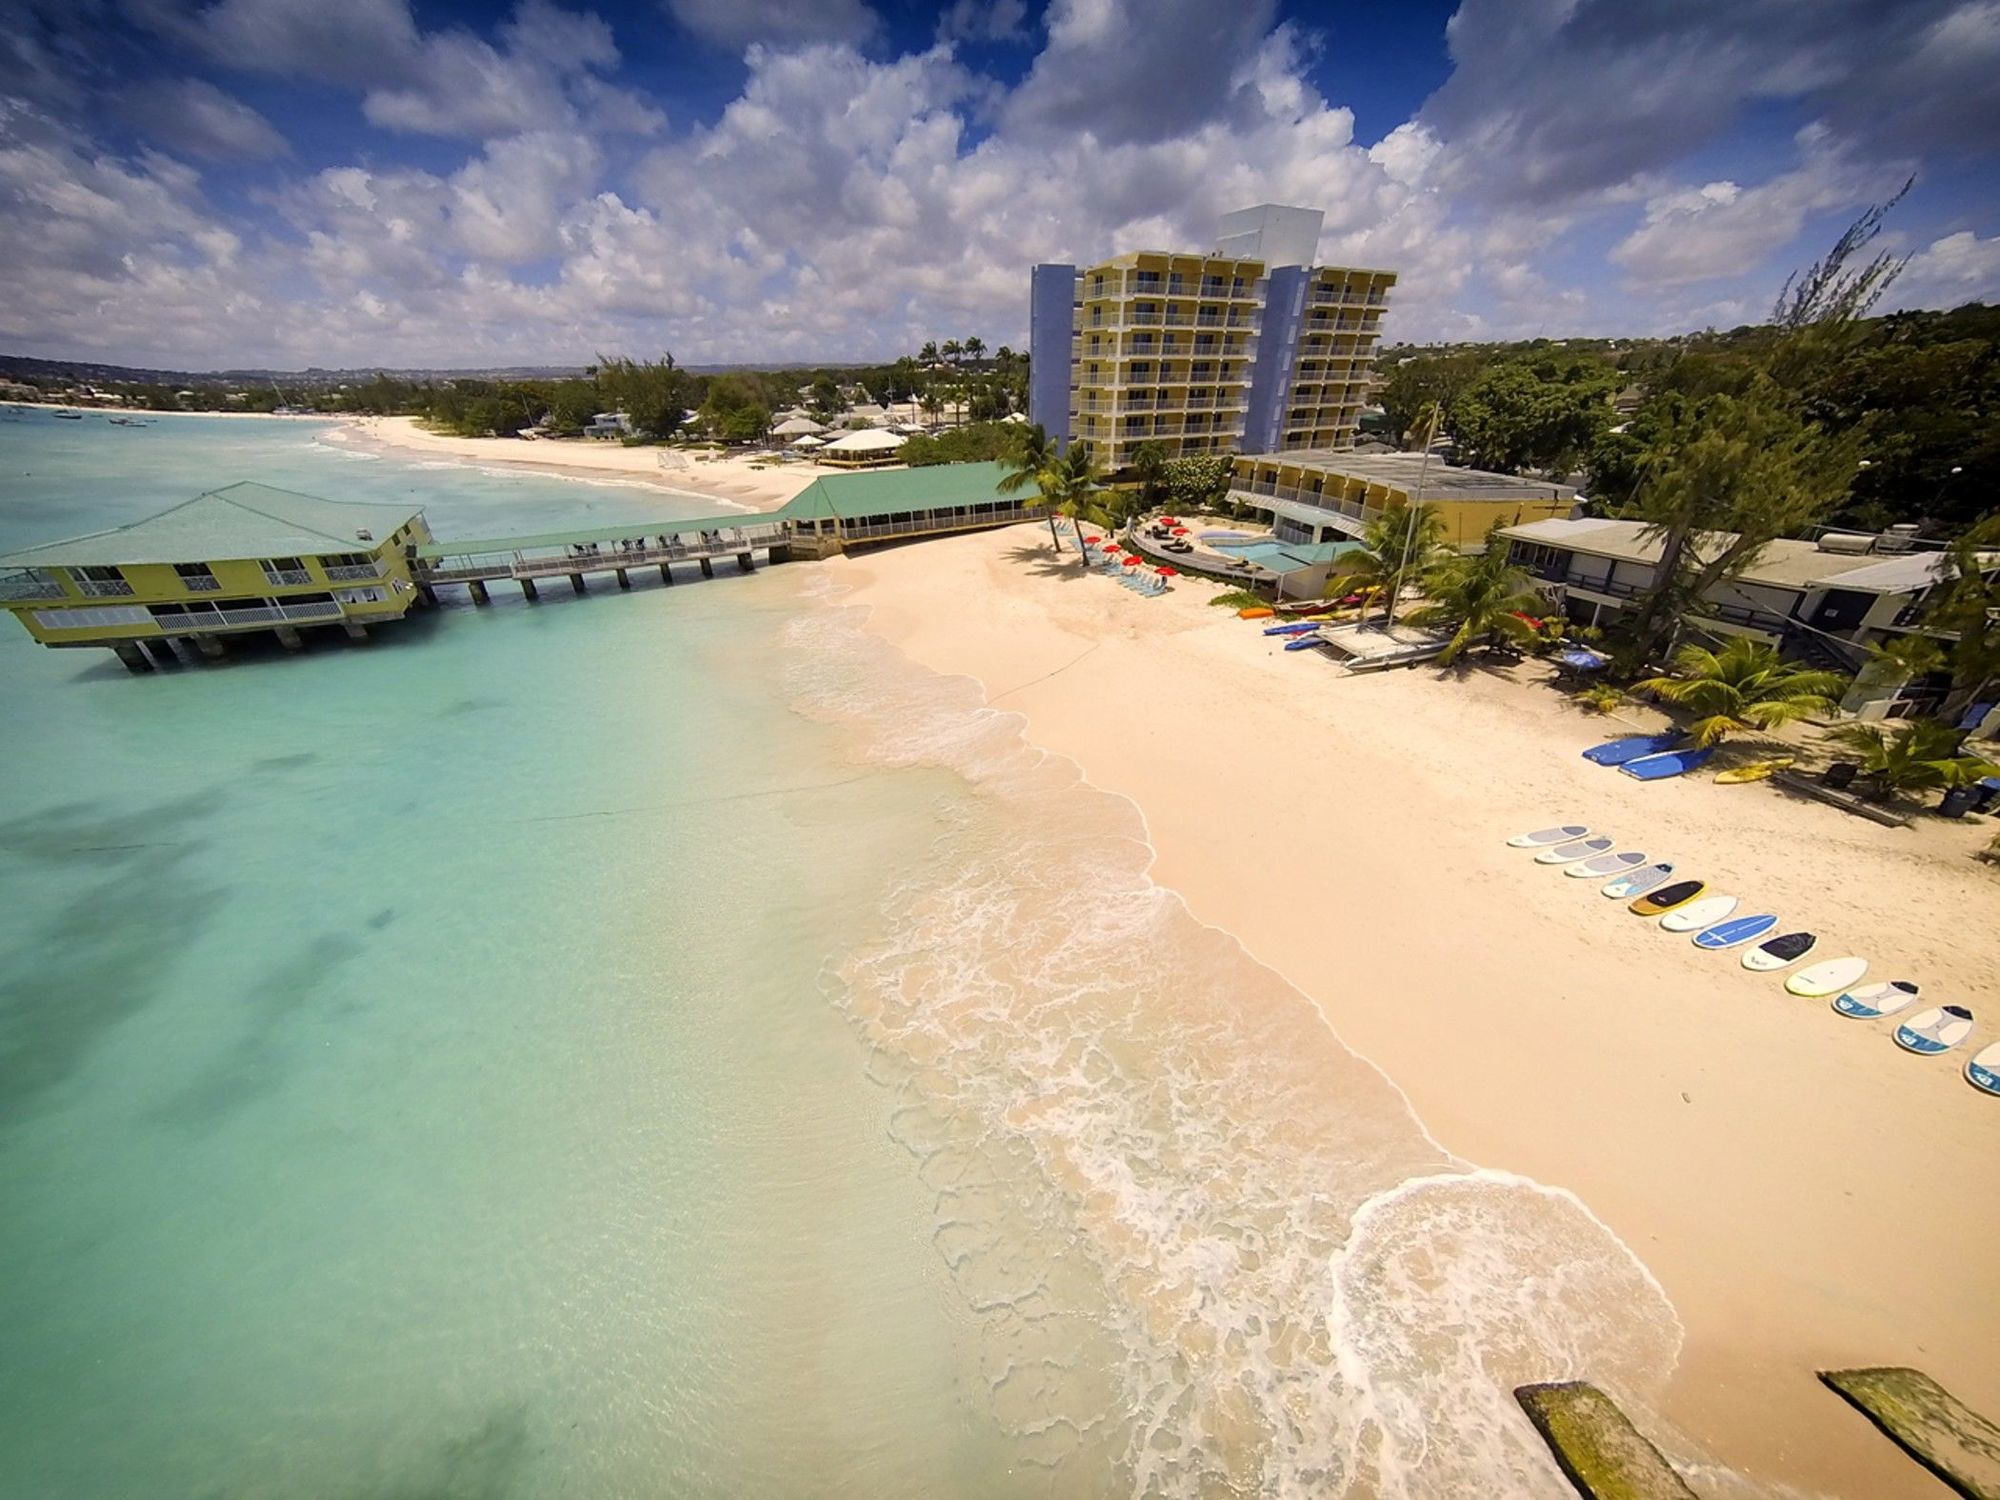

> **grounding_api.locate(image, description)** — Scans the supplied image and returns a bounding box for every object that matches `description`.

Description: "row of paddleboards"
[1579,733,1714,781]
[1507,823,1995,1091]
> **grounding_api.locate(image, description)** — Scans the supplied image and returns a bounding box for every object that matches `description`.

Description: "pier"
[414,517,793,603]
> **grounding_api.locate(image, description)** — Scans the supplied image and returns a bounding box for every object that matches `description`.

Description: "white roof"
[1811,551,1977,594]
[772,416,826,436]
[821,429,908,453]
[790,434,825,448]
[1502,517,1624,545]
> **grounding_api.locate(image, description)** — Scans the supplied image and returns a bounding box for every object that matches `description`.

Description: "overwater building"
[1028,204,1395,469]
[0,482,431,670]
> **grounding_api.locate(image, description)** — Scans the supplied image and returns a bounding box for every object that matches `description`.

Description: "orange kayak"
[1237,607,1274,620]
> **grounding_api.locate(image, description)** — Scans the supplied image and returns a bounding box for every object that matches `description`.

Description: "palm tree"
[1404,524,1547,665]
[963,335,986,364]
[1638,637,1846,748]
[997,423,1067,553]
[1049,442,1105,563]
[918,341,939,365]
[941,339,963,364]
[1824,718,1997,800]
[1340,502,1450,626]
[1130,440,1168,513]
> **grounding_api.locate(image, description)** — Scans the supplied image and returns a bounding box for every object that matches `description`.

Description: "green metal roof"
[0,482,422,568]
[780,461,1040,522]
[417,512,781,559]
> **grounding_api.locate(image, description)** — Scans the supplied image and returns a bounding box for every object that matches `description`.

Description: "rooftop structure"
[0,482,432,670]
[1028,205,1395,471]
[816,428,908,467]
[1230,451,1577,551]
[1498,515,1999,718]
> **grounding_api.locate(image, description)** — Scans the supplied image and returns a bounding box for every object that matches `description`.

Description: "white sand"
[834,520,2000,1499]
[328,415,825,512]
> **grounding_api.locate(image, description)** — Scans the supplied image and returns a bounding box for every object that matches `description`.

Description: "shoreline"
[831,520,2000,1498]
[322,415,823,513]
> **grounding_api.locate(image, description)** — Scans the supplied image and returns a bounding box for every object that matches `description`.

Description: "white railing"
[323,561,385,582]
[262,568,312,586]
[150,599,344,632]
[76,577,135,597]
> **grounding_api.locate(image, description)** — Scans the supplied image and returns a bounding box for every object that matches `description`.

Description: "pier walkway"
[415,515,791,601]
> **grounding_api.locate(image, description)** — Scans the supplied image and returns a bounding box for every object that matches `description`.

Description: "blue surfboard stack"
[1694,913,1779,950]
[1621,747,1714,781]
[1581,733,1677,767]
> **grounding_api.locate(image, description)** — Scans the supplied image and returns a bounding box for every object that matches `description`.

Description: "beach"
[326,415,824,512]
[832,519,2000,1498]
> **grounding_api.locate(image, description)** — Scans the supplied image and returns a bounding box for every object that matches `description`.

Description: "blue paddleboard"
[1692,913,1779,950]
[1263,622,1319,635]
[1284,635,1326,651]
[1621,748,1715,781]
[1582,733,1678,766]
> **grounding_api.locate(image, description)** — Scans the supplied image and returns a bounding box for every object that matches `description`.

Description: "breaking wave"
[781,583,1691,1496]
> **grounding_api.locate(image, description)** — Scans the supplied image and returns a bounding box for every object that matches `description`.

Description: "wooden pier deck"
[414,518,793,602]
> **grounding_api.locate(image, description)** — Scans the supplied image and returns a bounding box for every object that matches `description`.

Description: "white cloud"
[123,78,289,161]
[1888,230,2000,309]
[936,0,1030,44]
[1609,128,1905,286]
[663,0,879,52]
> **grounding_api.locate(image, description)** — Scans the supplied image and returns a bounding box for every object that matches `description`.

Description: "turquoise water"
[0,411,1709,1497]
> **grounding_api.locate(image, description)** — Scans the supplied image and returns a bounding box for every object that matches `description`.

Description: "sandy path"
[835,520,2000,1499]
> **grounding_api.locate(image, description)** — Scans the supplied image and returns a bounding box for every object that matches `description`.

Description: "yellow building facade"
[0,482,432,671]
[1228,452,1578,552]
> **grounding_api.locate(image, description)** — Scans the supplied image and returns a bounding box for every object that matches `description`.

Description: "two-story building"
[0,482,431,671]
[1497,516,1999,717]
[1229,451,1578,551]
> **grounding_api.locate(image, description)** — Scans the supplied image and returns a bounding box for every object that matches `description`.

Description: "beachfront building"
[816,429,908,468]
[0,482,431,672]
[1229,452,1577,552]
[1498,516,2000,718]
[1029,204,1395,470]
[777,461,1041,553]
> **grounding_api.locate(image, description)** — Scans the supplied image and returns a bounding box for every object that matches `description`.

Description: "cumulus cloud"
[1609,128,1907,286]
[123,78,289,161]
[662,0,879,52]
[936,0,1030,44]
[1887,229,2000,309]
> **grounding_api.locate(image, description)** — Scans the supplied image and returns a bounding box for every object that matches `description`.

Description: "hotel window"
[261,556,310,585]
[174,562,221,592]
[74,565,135,596]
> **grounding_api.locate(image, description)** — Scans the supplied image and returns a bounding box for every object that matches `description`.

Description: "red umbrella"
[1160,516,1180,525]
[1082,534,1101,544]
[1156,566,1178,576]
[1171,526,1190,535]
[1123,555,1143,566]
[1102,542,1121,553]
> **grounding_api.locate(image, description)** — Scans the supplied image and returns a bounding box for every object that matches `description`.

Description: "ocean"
[0,410,1696,1498]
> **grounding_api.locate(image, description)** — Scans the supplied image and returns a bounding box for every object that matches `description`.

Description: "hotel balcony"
[323,561,387,582]
[0,571,66,600]
[145,599,346,633]
[75,576,136,597]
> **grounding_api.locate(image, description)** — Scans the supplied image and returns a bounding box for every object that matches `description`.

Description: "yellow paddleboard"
[1715,757,1795,784]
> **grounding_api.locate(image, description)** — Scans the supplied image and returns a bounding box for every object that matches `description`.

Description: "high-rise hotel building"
[1028,205,1395,470]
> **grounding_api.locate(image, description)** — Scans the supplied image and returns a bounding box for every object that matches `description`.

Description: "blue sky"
[3,0,1998,369]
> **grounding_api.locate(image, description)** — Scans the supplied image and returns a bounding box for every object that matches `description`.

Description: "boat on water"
[52,409,84,419]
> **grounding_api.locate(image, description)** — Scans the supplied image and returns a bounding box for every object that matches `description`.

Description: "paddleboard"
[1581,733,1677,767]
[1832,980,1920,1019]
[1283,635,1327,651]
[1660,894,1739,932]
[1622,748,1716,781]
[1629,879,1704,916]
[1967,1042,2000,1096]
[1263,621,1319,635]
[1715,757,1795,784]
[1787,956,1868,997]
[1741,931,1816,971]
[1693,912,1778,949]
[1602,862,1674,899]
[1567,850,1648,878]
[1506,824,1589,848]
[1535,835,1616,865]
[1895,1005,1974,1055]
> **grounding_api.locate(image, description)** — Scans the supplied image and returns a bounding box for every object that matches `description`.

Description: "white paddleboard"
[1507,824,1588,848]
[1895,1006,1974,1055]
[1535,835,1616,865]
[1659,894,1738,932]
[1967,1042,2000,1096]
[1602,862,1673,899]
[1567,850,1647,878]
[1787,956,1868,997]
[1742,931,1815,971]
[1831,981,1920,1019]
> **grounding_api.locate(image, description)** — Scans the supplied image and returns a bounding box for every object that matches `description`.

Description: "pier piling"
[274,625,304,652]
[143,638,180,665]
[193,635,226,660]
[736,552,753,572]
[467,579,490,606]
[699,557,714,579]
[342,621,368,641]
[659,563,673,585]
[520,578,539,601]
[615,568,630,589]
[569,573,586,595]
[112,642,153,673]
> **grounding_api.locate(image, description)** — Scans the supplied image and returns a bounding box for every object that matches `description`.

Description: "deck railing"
[0,573,66,600]
[76,577,136,597]
[150,599,344,632]
[261,568,312,586]
[323,561,386,582]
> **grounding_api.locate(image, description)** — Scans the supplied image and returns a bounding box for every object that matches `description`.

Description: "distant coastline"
[2,400,333,421]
